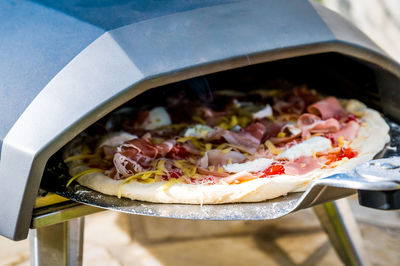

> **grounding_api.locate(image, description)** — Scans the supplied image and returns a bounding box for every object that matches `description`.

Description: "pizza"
[63,86,390,204]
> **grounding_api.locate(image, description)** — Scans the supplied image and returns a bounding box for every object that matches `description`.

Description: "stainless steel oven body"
[0,0,399,247]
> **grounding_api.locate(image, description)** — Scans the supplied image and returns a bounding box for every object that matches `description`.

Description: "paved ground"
[1,196,400,266]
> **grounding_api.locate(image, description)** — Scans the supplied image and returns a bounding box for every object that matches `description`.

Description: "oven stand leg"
[313,199,370,266]
[29,217,85,266]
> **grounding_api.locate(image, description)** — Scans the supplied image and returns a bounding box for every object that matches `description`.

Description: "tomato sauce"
[325,147,358,165]
[261,164,285,178]
[162,168,183,181]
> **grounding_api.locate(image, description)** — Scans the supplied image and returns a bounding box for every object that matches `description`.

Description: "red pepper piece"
[261,164,285,178]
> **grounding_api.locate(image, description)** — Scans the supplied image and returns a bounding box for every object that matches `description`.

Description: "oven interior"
[39,52,400,217]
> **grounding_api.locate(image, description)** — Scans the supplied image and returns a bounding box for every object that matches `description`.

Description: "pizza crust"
[64,100,390,204]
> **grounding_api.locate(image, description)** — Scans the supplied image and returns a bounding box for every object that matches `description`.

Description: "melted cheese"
[184,124,214,138]
[223,158,274,173]
[284,124,302,136]
[253,104,272,119]
[277,136,331,161]
[142,107,171,130]
[99,132,137,147]
[265,140,282,155]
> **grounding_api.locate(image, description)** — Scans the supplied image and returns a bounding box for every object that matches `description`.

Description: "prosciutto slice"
[327,121,360,143]
[121,138,158,158]
[181,143,202,155]
[284,156,322,175]
[110,137,178,179]
[155,139,176,157]
[113,153,144,178]
[198,150,246,168]
[297,113,340,133]
[297,113,320,128]
[258,119,284,142]
[206,128,260,154]
[195,106,227,126]
[269,135,300,145]
[311,118,340,133]
[119,149,154,168]
[108,148,155,180]
[307,97,345,120]
[243,122,265,141]
[269,124,301,144]
[197,168,229,177]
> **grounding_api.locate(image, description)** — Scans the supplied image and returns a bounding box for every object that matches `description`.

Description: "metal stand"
[29,217,85,266]
[26,199,369,266]
[313,199,370,266]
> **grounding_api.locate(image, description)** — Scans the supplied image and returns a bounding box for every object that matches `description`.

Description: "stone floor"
[1,196,400,266]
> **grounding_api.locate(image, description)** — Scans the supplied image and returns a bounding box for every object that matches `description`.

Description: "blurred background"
[323,0,400,61]
[1,1,400,265]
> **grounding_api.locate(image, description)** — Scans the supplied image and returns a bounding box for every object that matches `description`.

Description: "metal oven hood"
[1,0,400,240]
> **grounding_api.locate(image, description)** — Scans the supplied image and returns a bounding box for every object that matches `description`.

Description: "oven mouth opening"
[39,51,398,216]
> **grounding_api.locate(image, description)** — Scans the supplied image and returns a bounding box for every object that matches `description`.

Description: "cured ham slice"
[109,147,155,179]
[243,122,265,141]
[197,167,229,177]
[195,106,227,126]
[311,118,340,133]
[181,143,202,155]
[269,135,300,145]
[113,153,143,178]
[119,149,154,168]
[270,113,340,144]
[269,124,301,144]
[284,156,322,175]
[206,128,260,154]
[111,138,178,178]
[258,119,284,142]
[307,97,345,119]
[297,113,320,128]
[198,150,246,168]
[297,113,340,133]
[327,121,360,143]
[121,138,158,158]
[155,139,176,157]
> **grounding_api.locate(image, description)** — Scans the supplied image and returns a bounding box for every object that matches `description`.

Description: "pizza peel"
[43,119,400,220]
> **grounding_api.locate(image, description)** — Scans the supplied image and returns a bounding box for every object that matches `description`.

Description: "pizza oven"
[1,0,400,265]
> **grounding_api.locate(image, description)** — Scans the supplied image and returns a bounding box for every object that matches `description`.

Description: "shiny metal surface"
[3,0,400,241]
[30,217,84,266]
[47,118,400,221]
[313,199,370,266]
[356,157,400,183]
[31,202,103,229]
[56,186,304,221]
